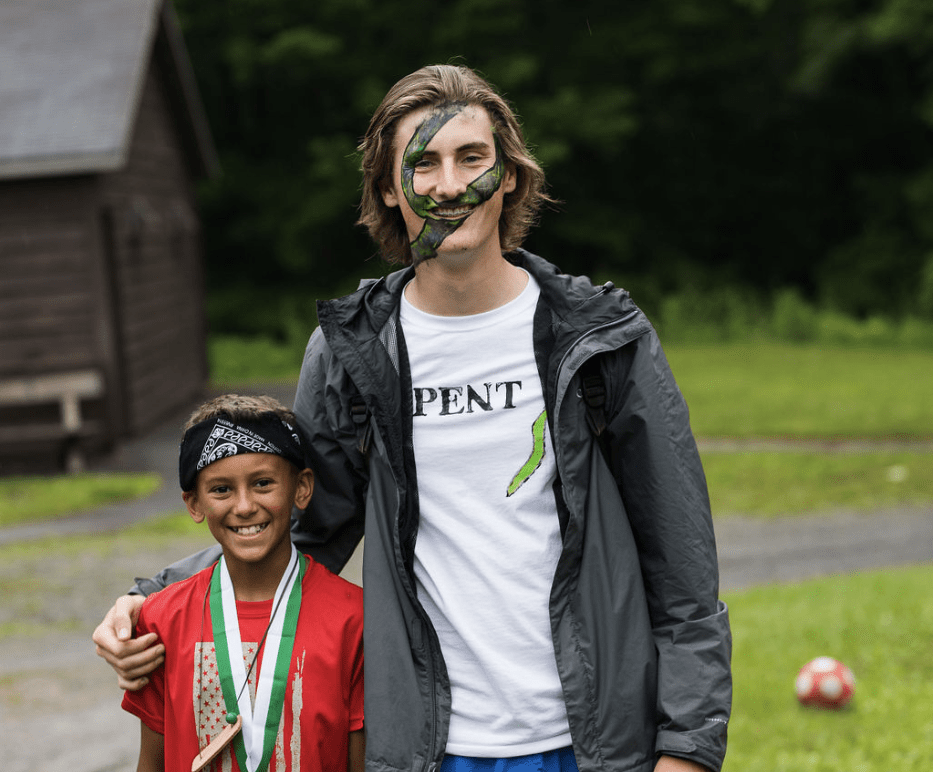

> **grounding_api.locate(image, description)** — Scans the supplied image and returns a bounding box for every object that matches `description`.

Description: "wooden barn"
[0,0,218,471]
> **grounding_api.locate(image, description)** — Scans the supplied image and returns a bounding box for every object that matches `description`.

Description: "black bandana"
[179,414,305,491]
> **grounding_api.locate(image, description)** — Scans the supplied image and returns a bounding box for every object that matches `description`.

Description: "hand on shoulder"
[92,594,164,690]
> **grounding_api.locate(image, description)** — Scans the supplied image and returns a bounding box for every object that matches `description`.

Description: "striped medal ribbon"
[209,545,304,772]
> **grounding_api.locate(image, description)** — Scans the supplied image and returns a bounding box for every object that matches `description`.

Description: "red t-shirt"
[122,555,363,772]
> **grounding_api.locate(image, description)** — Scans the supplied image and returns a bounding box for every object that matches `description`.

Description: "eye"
[405,151,432,170]
[254,478,274,489]
[210,484,230,495]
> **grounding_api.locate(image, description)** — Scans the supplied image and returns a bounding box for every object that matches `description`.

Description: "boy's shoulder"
[139,563,215,625]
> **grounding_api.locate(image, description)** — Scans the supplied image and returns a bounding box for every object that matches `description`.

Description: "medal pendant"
[191,713,242,772]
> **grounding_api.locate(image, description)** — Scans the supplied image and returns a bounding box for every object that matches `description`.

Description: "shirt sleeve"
[120,599,167,735]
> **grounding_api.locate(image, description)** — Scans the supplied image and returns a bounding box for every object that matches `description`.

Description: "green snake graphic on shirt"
[411,380,546,497]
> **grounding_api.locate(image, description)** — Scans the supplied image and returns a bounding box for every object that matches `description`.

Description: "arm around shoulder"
[93,543,223,690]
[93,594,164,691]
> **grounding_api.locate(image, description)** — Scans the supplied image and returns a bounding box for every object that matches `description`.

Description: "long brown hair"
[357,64,553,265]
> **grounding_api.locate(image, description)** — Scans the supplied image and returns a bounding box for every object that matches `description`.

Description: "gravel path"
[0,381,929,772]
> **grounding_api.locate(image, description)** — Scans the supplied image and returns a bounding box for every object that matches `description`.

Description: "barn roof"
[0,0,218,180]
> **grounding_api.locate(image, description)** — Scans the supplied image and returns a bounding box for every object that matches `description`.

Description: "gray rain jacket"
[295,250,731,772]
[140,249,731,772]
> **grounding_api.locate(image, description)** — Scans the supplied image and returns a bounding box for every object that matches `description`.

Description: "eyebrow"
[420,140,493,157]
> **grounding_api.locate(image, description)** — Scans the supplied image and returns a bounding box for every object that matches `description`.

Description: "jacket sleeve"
[131,328,366,596]
[291,326,367,574]
[604,330,732,772]
[131,545,221,596]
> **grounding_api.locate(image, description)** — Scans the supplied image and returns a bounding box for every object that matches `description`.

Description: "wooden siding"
[0,181,101,374]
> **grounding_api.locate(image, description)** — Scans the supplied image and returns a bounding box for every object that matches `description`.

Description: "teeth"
[437,206,472,218]
[232,523,268,536]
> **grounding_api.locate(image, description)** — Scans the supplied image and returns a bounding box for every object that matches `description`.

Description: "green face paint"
[400,102,506,262]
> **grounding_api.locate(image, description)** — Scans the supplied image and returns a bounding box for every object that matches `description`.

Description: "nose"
[232,487,256,517]
[433,159,468,201]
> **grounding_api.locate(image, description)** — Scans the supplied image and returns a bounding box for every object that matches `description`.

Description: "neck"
[406,252,528,316]
[224,544,294,602]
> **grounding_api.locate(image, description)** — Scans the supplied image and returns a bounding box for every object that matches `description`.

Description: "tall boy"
[98,66,731,772]
[121,394,364,772]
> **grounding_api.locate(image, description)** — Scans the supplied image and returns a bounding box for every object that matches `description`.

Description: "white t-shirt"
[400,271,572,757]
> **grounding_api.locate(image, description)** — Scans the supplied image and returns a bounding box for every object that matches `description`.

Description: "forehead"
[199,452,293,481]
[392,103,495,159]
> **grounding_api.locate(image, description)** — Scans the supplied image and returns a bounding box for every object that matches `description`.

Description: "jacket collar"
[316,249,652,389]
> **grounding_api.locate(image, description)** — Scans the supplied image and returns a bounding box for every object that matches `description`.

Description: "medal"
[191,713,242,772]
[203,545,304,772]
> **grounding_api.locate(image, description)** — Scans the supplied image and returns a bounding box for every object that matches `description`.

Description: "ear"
[183,491,205,524]
[502,162,517,195]
[294,469,314,510]
[381,179,400,208]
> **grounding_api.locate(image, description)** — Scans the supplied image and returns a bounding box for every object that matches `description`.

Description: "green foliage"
[209,334,307,385]
[207,333,932,440]
[703,451,932,517]
[0,473,161,527]
[723,565,933,771]
[667,343,932,438]
[173,0,931,321]
[639,284,932,348]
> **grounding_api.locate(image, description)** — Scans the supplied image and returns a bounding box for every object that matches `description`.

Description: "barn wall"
[0,177,104,375]
[99,57,208,435]
[0,175,117,463]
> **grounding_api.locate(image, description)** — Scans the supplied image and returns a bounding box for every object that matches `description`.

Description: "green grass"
[0,510,212,638]
[668,343,932,438]
[0,472,161,527]
[209,334,305,385]
[703,451,933,518]
[208,336,933,439]
[723,564,932,771]
[0,510,203,562]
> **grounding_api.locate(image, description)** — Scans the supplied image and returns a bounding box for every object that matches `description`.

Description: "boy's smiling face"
[183,453,312,584]
[382,102,516,263]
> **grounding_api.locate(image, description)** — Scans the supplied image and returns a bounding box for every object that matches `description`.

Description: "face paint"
[400,103,506,262]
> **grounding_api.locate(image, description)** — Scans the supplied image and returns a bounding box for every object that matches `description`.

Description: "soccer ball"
[795,656,855,709]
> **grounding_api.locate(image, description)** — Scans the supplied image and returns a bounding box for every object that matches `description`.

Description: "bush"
[652,285,931,349]
[207,280,931,351]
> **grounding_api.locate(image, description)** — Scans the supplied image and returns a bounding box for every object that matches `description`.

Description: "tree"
[173,0,931,336]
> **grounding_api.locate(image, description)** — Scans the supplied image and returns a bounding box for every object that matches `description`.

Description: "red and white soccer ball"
[795,656,855,709]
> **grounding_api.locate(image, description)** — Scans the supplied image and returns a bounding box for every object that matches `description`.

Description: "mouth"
[229,522,270,537]
[432,204,474,220]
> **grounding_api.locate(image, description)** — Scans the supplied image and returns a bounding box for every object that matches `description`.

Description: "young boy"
[121,394,364,772]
